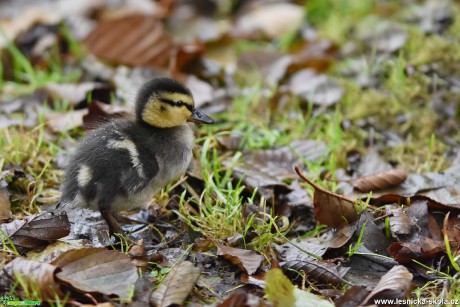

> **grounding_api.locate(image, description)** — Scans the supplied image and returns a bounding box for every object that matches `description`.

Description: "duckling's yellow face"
[142,92,194,128]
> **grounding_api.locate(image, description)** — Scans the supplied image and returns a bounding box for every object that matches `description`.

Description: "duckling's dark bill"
[188,109,214,124]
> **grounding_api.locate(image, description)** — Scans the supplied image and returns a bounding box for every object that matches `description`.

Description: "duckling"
[59,77,213,235]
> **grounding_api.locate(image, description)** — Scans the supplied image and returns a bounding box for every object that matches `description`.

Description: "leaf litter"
[1,0,460,305]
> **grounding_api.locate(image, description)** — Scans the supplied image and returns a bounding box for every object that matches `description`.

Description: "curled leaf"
[216,243,264,275]
[295,166,359,228]
[362,265,413,304]
[353,169,408,192]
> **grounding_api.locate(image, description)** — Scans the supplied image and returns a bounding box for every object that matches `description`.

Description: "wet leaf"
[353,169,408,192]
[150,261,201,307]
[52,248,138,299]
[362,265,413,304]
[4,257,62,300]
[0,212,70,249]
[295,166,359,228]
[216,243,264,275]
[277,237,328,262]
[282,260,351,287]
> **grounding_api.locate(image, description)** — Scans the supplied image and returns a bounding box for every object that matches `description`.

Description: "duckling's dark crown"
[135,77,193,119]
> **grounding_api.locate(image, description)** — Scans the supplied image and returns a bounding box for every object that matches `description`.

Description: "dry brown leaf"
[85,15,172,69]
[353,169,408,192]
[295,166,359,228]
[216,243,264,275]
[0,188,12,222]
[150,261,201,307]
[4,257,61,300]
[0,212,70,249]
[443,212,460,245]
[386,206,414,236]
[218,292,268,307]
[52,248,138,299]
[84,14,203,72]
[387,238,444,263]
[334,285,369,307]
[362,265,413,304]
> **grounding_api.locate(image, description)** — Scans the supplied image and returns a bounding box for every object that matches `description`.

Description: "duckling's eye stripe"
[107,139,146,179]
[159,98,193,112]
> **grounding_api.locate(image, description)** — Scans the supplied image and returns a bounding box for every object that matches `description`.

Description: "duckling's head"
[136,78,214,128]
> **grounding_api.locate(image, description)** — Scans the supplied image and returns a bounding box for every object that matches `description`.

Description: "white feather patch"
[77,165,92,187]
[107,138,145,178]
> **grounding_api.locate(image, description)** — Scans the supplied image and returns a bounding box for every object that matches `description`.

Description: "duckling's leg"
[100,208,123,235]
[98,195,123,235]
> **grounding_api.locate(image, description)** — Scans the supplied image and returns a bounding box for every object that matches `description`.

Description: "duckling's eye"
[175,101,184,107]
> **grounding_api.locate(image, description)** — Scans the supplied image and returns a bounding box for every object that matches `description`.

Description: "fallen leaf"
[218,292,268,307]
[85,15,172,69]
[293,287,335,307]
[84,14,202,72]
[387,238,444,263]
[353,169,408,192]
[46,109,87,133]
[150,261,201,307]
[277,237,328,262]
[357,17,408,53]
[327,224,357,248]
[232,3,304,39]
[216,243,264,275]
[362,265,413,304]
[386,205,414,236]
[282,260,350,287]
[52,248,138,299]
[295,166,359,228]
[265,268,334,307]
[43,82,115,107]
[0,188,12,222]
[3,257,61,300]
[334,285,369,307]
[265,268,295,307]
[289,69,343,107]
[0,212,70,249]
